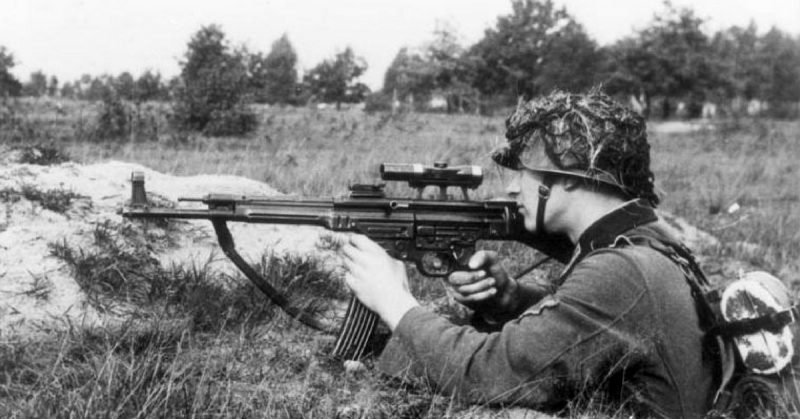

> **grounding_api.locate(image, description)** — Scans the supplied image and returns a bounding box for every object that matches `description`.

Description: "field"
[1,98,799,417]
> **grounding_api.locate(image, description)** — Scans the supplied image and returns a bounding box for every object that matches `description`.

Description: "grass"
[0,320,456,418]
[0,184,85,213]
[3,218,452,418]
[15,144,71,165]
[653,119,800,282]
[1,97,798,417]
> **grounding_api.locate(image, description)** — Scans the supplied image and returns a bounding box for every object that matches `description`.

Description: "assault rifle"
[122,162,572,360]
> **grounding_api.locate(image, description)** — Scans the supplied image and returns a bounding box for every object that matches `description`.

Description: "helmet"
[491,90,659,207]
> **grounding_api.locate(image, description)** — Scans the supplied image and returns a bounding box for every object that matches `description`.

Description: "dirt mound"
[0,160,334,337]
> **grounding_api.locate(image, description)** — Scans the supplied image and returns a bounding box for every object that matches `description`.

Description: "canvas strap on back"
[635,237,800,414]
[642,237,800,339]
[627,235,717,329]
[626,235,739,405]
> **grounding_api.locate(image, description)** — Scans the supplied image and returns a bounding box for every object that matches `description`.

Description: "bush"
[0,184,84,213]
[94,92,130,140]
[17,144,70,165]
[92,93,169,142]
[767,101,800,120]
[363,91,393,113]
[200,106,258,137]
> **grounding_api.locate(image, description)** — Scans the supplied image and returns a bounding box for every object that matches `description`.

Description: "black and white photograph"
[1,1,799,417]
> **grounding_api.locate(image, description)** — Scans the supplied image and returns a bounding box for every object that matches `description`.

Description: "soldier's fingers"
[318,232,350,251]
[348,234,385,253]
[467,250,499,270]
[343,267,365,290]
[341,242,369,264]
[456,277,495,296]
[340,243,356,260]
[457,287,497,303]
[451,291,468,304]
[448,270,487,286]
[343,257,367,278]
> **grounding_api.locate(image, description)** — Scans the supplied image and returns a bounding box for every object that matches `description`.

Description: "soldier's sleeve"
[389,249,655,408]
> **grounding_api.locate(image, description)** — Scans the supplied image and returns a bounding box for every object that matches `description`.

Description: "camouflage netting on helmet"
[492,90,660,207]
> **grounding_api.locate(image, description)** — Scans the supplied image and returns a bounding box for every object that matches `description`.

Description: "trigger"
[431,256,443,269]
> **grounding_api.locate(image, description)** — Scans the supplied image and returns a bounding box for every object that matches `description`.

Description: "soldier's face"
[505,169,548,233]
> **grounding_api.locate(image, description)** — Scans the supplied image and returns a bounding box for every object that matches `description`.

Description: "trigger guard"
[419,252,454,277]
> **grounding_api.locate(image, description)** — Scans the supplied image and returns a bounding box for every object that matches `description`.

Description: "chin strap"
[536,175,553,235]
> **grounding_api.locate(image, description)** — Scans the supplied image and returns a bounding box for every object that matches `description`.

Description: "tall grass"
[1,317,440,418]
[2,99,798,417]
[652,119,800,281]
[2,218,452,418]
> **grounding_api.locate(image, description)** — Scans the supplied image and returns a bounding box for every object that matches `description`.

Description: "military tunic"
[379,201,716,418]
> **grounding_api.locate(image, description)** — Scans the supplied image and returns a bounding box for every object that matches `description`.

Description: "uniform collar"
[559,200,658,280]
[577,199,657,256]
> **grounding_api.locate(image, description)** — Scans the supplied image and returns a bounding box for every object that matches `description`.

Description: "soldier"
[341,91,716,418]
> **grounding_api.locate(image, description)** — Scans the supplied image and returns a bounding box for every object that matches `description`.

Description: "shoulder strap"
[626,235,721,332]
[625,235,740,408]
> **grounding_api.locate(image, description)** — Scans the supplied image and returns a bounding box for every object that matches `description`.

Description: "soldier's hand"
[341,234,419,331]
[447,251,519,314]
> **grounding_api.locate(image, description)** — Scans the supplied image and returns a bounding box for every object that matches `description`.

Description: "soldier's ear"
[559,176,582,192]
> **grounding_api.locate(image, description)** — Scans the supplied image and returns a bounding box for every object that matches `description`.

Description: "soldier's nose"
[505,178,521,196]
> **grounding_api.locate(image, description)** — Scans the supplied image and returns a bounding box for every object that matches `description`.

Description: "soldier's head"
[492,90,658,234]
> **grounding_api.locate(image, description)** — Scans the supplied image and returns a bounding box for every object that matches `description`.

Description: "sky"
[1,0,799,90]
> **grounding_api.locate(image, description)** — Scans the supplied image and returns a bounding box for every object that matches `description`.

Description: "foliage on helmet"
[492,89,660,207]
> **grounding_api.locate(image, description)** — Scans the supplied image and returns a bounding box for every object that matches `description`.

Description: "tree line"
[0,47,174,102]
[383,1,800,118]
[2,0,799,123]
[0,27,369,109]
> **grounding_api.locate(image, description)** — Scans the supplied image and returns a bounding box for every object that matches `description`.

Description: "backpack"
[631,235,800,418]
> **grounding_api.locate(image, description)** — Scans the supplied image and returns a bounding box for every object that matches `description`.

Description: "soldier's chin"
[523,217,537,233]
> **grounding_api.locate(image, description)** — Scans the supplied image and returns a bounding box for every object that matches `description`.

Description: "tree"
[115,72,136,100]
[383,47,437,104]
[603,3,724,118]
[468,0,600,101]
[303,47,369,109]
[0,46,22,97]
[383,23,480,112]
[75,74,92,98]
[135,70,166,102]
[23,70,48,97]
[758,28,800,110]
[422,23,481,112]
[710,23,761,100]
[249,34,298,104]
[602,38,665,117]
[48,76,59,97]
[172,24,256,136]
[85,75,113,101]
[60,81,76,99]
[246,51,270,103]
